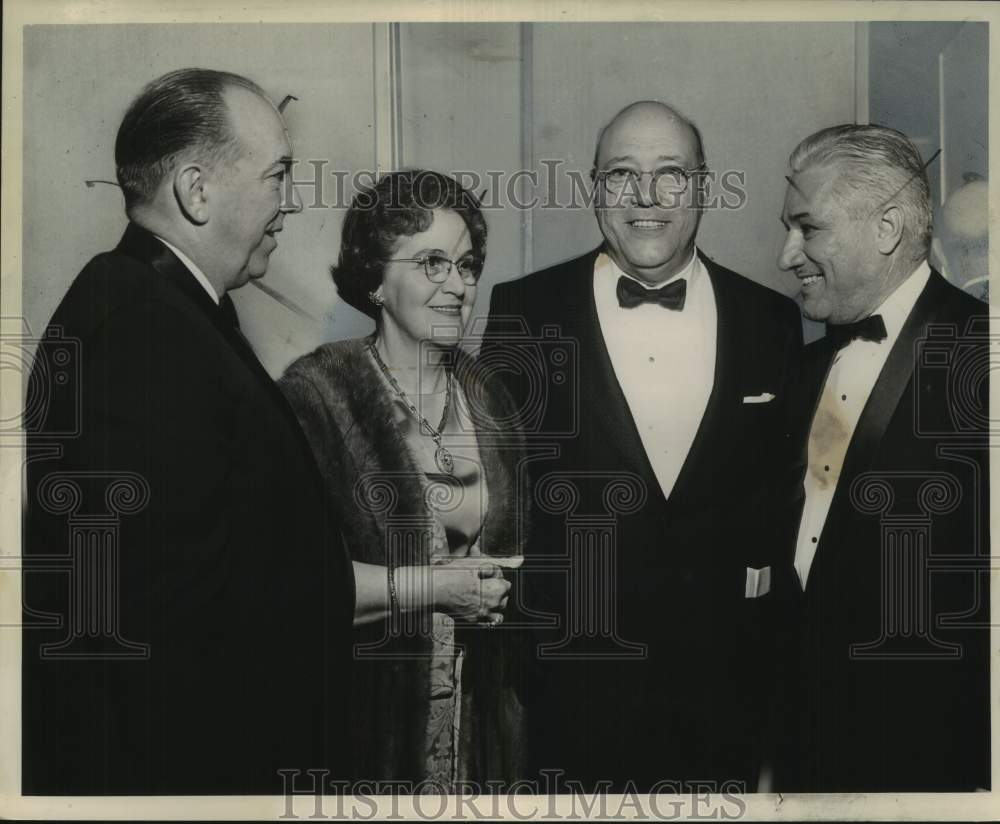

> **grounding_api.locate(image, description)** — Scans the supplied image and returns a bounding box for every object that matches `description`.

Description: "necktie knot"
[826,314,887,350]
[218,293,241,330]
[616,276,687,310]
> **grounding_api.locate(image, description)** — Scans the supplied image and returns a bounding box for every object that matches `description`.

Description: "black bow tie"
[826,314,887,350]
[616,276,687,310]
[218,293,241,330]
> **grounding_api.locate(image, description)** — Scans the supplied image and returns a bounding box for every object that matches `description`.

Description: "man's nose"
[628,173,657,208]
[778,231,804,271]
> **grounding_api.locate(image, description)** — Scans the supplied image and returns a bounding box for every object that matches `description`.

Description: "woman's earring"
[368,291,384,307]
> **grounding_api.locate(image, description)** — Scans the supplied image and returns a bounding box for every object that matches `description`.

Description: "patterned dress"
[391,381,489,791]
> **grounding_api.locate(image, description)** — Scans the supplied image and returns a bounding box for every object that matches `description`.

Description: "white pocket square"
[742,392,775,404]
[745,566,771,599]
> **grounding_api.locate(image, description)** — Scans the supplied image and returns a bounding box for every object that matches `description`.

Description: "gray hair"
[789,123,932,260]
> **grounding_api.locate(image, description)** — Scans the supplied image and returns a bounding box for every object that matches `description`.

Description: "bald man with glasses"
[483,100,804,791]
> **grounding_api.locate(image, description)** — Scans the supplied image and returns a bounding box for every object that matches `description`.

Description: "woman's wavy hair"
[332,170,487,319]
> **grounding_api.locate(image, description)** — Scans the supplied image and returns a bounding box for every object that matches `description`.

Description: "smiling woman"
[277,170,527,789]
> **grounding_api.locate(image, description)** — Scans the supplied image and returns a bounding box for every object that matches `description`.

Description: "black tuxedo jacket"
[778,270,990,792]
[482,249,804,791]
[23,224,355,794]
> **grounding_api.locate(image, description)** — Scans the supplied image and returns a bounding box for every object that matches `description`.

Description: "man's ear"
[876,203,904,256]
[173,164,209,225]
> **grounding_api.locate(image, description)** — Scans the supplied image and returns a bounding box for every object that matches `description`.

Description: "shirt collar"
[600,247,701,290]
[152,235,221,305]
[869,259,931,343]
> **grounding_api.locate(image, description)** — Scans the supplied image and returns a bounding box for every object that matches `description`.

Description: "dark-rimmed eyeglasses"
[594,163,708,200]
[388,254,483,285]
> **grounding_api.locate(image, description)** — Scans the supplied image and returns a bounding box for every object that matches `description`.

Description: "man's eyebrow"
[601,155,635,167]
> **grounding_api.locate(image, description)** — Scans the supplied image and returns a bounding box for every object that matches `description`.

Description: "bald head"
[595,101,704,170]
[592,100,706,285]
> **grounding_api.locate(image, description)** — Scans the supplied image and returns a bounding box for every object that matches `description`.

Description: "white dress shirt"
[793,261,932,588]
[154,235,220,305]
[593,249,717,500]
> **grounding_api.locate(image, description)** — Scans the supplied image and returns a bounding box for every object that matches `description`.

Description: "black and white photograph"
[0,0,995,820]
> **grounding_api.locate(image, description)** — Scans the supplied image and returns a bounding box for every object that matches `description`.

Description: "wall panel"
[528,22,858,297]
[23,23,376,376]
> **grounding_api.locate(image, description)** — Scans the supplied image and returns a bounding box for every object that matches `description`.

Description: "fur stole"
[279,337,527,784]
[279,337,525,564]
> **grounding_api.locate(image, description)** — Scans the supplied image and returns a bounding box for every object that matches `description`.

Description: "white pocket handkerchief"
[745,566,771,599]
[742,392,775,404]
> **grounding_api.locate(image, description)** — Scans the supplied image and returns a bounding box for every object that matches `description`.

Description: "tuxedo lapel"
[567,251,749,508]
[562,249,665,503]
[808,271,951,584]
[665,254,736,500]
[837,273,950,486]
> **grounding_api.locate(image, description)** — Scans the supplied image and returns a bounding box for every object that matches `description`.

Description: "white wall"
[22,22,861,376]
[526,23,858,297]
[398,23,524,340]
[23,23,378,376]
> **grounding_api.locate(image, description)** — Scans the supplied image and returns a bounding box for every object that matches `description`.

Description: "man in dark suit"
[776,124,990,791]
[23,69,355,794]
[482,101,804,791]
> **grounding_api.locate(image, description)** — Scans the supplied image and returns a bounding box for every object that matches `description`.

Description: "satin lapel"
[835,273,950,501]
[809,273,950,586]
[665,255,736,501]
[562,250,664,502]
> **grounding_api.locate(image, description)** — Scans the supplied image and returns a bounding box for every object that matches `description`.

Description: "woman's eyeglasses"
[389,254,483,285]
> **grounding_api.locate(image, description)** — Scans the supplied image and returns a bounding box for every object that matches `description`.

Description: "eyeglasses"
[594,163,707,201]
[388,254,483,285]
